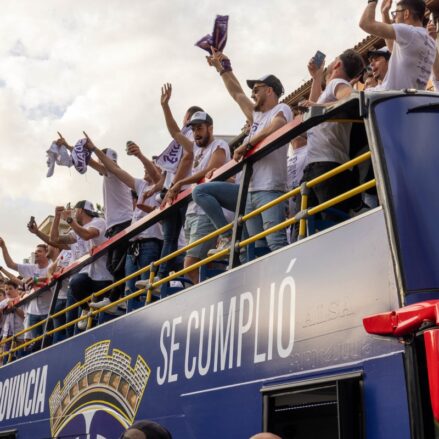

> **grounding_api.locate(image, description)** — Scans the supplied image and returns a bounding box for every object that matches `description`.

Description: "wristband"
[220,58,232,74]
[245,143,254,152]
[368,0,377,3]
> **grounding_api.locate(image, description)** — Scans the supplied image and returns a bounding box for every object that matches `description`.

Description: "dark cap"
[74,200,99,217]
[187,111,213,126]
[246,74,285,97]
[125,420,172,439]
[367,47,391,61]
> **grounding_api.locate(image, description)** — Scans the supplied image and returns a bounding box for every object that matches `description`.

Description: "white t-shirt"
[433,76,439,92]
[79,217,113,281]
[17,263,52,316]
[186,139,231,215]
[245,103,293,192]
[131,179,163,241]
[56,249,74,300]
[2,303,24,339]
[379,24,436,91]
[306,79,352,165]
[103,171,133,230]
[287,145,308,190]
[163,129,194,190]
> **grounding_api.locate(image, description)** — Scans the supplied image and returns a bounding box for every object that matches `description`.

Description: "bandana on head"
[195,15,229,55]
[71,139,91,174]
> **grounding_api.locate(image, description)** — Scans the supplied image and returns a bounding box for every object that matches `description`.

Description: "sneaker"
[89,297,111,309]
[135,276,161,295]
[208,236,232,256]
[118,301,127,311]
[89,298,121,315]
[77,310,89,331]
[135,276,160,290]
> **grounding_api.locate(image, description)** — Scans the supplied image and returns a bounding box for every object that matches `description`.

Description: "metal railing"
[0,95,375,363]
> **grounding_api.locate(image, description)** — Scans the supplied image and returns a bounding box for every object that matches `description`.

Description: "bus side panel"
[363,353,410,439]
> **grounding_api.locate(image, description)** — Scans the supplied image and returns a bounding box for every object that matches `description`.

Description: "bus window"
[0,430,17,439]
[262,374,363,439]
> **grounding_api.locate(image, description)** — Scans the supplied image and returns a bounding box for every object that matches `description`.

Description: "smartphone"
[30,216,35,225]
[314,50,326,68]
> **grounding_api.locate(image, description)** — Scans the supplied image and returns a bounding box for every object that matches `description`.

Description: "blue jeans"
[27,313,47,352]
[192,182,239,238]
[52,299,67,344]
[157,204,187,279]
[125,239,163,312]
[245,191,288,251]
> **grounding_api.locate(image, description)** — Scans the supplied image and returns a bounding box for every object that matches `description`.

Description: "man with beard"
[159,83,230,284]
[301,49,365,219]
[207,49,292,254]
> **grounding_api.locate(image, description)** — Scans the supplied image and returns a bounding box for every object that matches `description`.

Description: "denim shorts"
[184,214,216,259]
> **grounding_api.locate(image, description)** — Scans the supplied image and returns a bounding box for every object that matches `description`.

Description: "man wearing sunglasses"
[359,0,436,90]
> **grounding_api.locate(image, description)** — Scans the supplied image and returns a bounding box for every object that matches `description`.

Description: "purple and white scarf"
[71,138,91,174]
[195,15,229,55]
[155,126,192,173]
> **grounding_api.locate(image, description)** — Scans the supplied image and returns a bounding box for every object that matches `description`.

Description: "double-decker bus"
[0,88,438,439]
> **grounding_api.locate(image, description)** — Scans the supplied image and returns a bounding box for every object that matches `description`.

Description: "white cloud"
[0,0,368,263]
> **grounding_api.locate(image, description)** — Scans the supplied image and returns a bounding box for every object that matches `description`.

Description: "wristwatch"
[66,217,73,224]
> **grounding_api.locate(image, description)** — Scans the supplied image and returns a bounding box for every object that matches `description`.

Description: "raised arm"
[380,0,395,51]
[126,142,162,184]
[0,238,18,271]
[359,0,396,40]
[208,48,254,122]
[27,217,67,249]
[233,110,289,162]
[0,267,23,287]
[83,132,136,190]
[160,84,195,154]
[169,147,227,200]
[61,209,99,242]
[307,57,326,103]
[56,133,107,175]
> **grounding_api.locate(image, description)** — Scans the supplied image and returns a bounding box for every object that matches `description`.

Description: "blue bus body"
[0,91,438,438]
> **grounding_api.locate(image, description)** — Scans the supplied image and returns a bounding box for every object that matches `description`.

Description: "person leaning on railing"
[0,280,25,363]
[0,237,51,352]
[206,48,293,255]
[299,50,365,221]
[55,134,134,313]
[154,83,230,285]
[81,133,164,313]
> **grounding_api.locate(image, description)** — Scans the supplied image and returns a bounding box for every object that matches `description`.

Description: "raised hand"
[381,0,392,18]
[56,131,68,147]
[82,131,96,151]
[27,218,38,234]
[54,206,65,217]
[207,47,228,72]
[307,57,325,79]
[161,83,172,106]
[126,141,141,157]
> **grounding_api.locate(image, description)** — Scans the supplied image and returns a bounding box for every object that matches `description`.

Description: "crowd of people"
[0,0,438,359]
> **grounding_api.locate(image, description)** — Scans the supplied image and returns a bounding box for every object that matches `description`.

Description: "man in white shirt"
[427,20,439,91]
[302,49,365,220]
[367,47,391,87]
[60,200,113,330]
[56,135,133,307]
[207,49,293,254]
[159,84,230,284]
[0,238,51,350]
[360,0,436,90]
[82,136,164,311]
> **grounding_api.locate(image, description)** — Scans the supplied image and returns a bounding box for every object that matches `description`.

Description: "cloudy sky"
[0,0,369,264]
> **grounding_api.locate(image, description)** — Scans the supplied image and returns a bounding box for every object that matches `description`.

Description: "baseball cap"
[122,420,172,439]
[367,47,391,61]
[187,111,213,126]
[74,200,99,217]
[104,148,118,162]
[246,74,285,97]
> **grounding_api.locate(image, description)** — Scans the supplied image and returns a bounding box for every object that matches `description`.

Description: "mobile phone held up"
[314,50,326,69]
